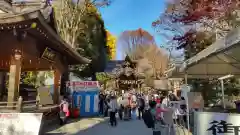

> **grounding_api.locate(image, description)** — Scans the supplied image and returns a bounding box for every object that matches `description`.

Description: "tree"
[152,0,240,104]
[53,0,112,48]
[131,43,169,78]
[153,0,240,53]
[118,29,168,87]
[70,2,109,80]
[118,28,155,58]
[96,72,111,89]
[167,0,240,30]
[106,31,117,60]
[52,0,111,93]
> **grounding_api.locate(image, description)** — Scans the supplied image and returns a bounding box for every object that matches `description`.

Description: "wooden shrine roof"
[0,0,13,13]
[0,8,90,65]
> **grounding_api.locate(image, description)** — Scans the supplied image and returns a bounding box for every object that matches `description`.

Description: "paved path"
[43,118,192,135]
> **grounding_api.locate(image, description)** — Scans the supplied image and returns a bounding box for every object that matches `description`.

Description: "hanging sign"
[194,112,240,135]
[0,113,43,135]
[41,47,57,62]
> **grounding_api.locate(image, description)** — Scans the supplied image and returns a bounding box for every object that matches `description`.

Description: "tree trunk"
[91,72,96,81]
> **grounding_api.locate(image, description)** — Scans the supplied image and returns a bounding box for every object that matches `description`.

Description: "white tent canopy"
[178,27,240,78]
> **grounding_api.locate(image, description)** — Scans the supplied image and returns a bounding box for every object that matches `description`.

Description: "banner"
[0,113,43,135]
[194,112,240,135]
[67,81,99,92]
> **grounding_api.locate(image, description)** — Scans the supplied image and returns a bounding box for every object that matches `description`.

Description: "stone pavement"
[43,117,192,135]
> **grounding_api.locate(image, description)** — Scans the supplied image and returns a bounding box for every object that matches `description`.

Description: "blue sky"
[99,0,167,60]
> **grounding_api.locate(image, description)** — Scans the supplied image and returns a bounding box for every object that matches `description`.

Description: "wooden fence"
[0,96,39,112]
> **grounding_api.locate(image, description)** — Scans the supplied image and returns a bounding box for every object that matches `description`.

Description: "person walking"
[109,96,118,126]
[128,95,132,119]
[117,95,124,120]
[149,101,168,135]
[104,96,110,117]
[137,95,145,120]
[99,94,104,116]
[59,96,70,125]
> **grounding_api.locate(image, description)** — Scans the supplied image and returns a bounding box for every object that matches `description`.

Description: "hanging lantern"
[14,50,22,60]
[31,22,37,29]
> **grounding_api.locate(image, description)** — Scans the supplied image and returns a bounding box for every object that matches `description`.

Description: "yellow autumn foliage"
[106,31,117,60]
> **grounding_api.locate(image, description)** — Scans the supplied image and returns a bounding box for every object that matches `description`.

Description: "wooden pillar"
[53,70,61,104]
[7,50,22,104]
[0,72,4,99]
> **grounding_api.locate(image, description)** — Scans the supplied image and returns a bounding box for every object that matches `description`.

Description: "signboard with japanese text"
[41,47,57,62]
[0,113,43,135]
[194,112,240,135]
[66,81,99,92]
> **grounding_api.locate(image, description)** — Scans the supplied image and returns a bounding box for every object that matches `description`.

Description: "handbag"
[59,111,66,119]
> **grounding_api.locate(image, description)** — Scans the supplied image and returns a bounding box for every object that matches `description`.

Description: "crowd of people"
[57,90,187,135]
[98,90,187,135]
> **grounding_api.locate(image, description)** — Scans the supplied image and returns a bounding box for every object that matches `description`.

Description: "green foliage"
[21,72,37,86]
[20,71,54,87]
[96,72,111,84]
[71,2,109,80]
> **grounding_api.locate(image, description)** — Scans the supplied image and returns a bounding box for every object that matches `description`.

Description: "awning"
[179,27,240,78]
[164,66,184,78]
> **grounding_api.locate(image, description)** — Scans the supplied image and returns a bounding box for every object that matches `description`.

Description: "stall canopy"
[179,27,240,78]
[165,66,184,78]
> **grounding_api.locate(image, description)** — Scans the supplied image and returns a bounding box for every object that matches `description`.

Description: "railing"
[0,96,39,112]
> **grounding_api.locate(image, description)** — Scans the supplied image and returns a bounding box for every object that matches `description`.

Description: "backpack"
[142,109,154,128]
[139,98,145,107]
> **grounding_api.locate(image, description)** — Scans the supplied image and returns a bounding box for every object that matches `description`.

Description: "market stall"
[67,81,100,117]
[168,27,240,134]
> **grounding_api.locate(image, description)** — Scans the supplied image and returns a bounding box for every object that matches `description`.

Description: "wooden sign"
[41,47,57,62]
[36,86,54,105]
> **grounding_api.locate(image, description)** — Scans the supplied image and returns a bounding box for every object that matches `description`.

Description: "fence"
[0,96,39,112]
